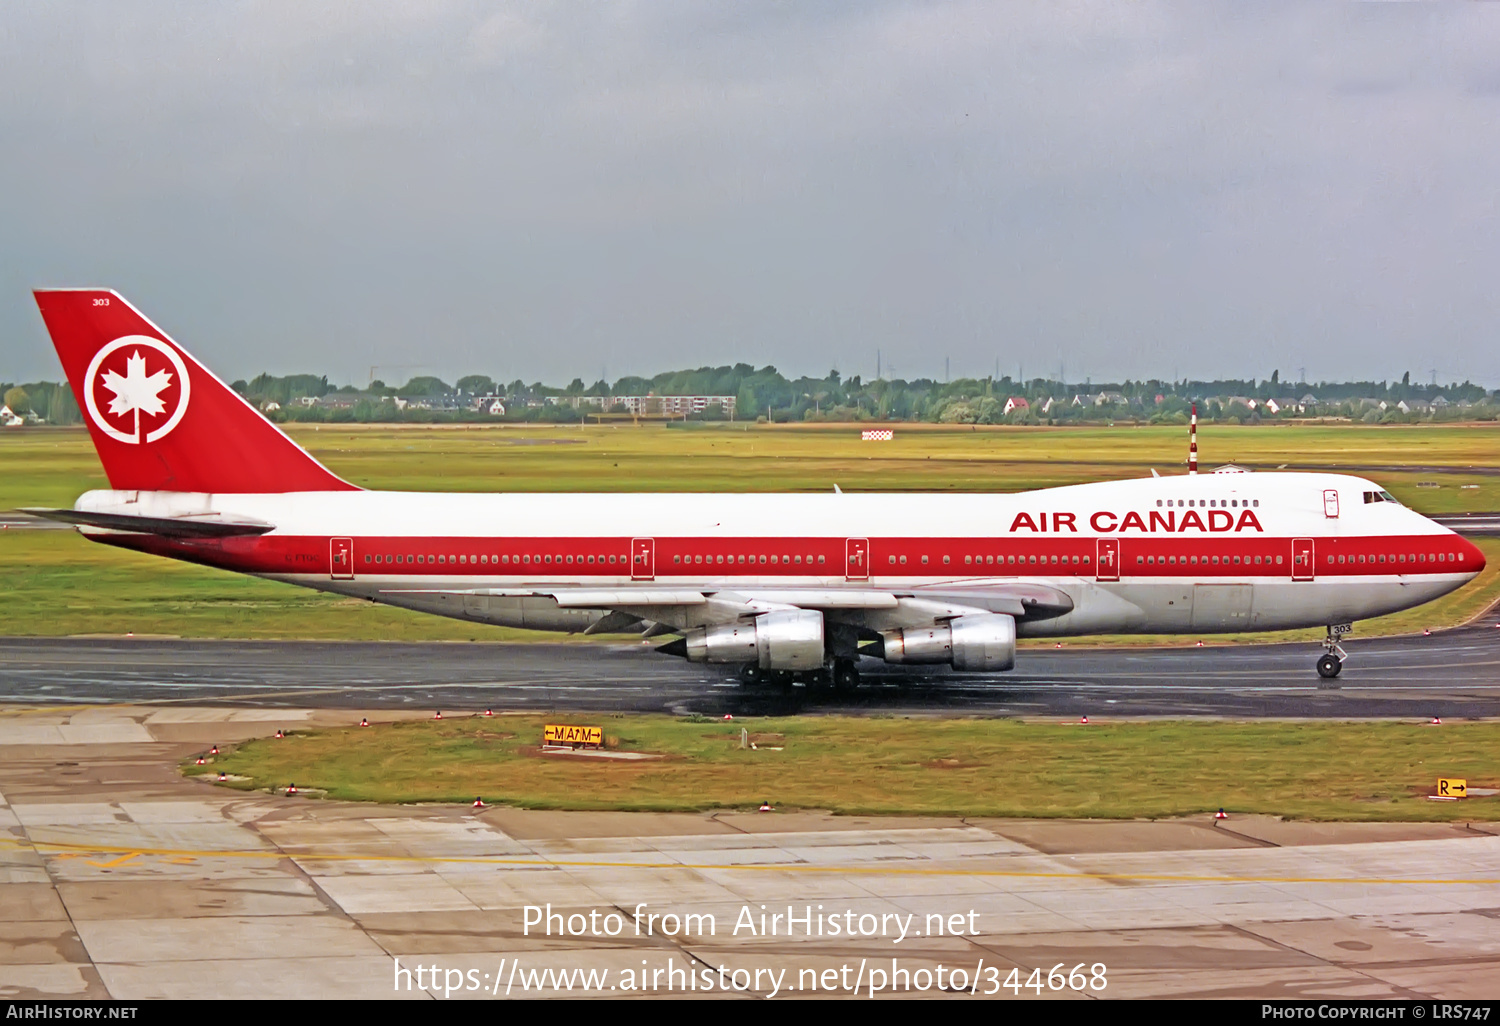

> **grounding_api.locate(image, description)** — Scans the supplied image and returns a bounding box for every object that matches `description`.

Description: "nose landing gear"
[1316,623,1352,686]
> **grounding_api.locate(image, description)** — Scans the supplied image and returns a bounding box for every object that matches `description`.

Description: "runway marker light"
[217,772,227,782]
[286,783,297,795]
[1431,716,1442,725]
[1215,809,1228,820]
[360,718,368,727]
[484,709,494,717]
[1055,642,1063,649]
[209,745,219,755]
[1080,716,1089,724]
[194,756,205,765]
[759,801,773,812]
[435,711,443,720]
[1423,629,1432,637]
[723,714,733,721]
[473,797,486,808]
[1196,640,1204,647]
[274,729,284,739]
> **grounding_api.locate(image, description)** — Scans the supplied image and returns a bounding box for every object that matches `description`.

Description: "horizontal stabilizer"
[19,507,275,538]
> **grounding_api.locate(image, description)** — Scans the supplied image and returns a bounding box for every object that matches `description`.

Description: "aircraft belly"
[1019,583,1146,636]
[376,591,602,632]
[267,570,1478,639]
[1190,584,1253,631]
[1024,575,1475,636]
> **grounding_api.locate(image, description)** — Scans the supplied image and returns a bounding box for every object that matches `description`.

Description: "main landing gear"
[737,659,861,691]
[830,658,860,691]
[1316,623,1352,686]
[737,664,795,690]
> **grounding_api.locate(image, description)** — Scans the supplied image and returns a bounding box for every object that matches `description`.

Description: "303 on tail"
[28,288,1485,686]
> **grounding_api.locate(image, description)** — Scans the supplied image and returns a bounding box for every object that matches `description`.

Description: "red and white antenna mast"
[1189,403,1198,475]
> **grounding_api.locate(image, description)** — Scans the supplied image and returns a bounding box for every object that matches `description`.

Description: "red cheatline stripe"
[91,532,1477,580]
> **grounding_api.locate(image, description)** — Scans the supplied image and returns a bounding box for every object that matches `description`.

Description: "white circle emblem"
[84,335,192,444]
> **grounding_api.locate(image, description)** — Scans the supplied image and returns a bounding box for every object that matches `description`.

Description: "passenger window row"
[1156,498,1260,508]
[1329,552,1461,565]
[1138,554,1283,566]
[957,553,1088,566]
[364,552,629,566]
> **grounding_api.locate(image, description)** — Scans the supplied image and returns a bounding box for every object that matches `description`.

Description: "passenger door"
[1291,538,1314,581]
[845,538,869,581]
[1096,538,1120,582]
[631,537,655,581]
[330,537,354,580]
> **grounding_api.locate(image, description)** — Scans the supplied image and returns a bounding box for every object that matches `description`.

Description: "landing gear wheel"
[831,659,860,691]
[1316,623,1351,687]
[739,663,764,685]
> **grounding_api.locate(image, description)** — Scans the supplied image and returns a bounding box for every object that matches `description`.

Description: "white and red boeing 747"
[28,289,1485,686]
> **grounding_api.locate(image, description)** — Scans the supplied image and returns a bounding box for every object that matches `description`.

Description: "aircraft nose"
[1462,535,1487,575]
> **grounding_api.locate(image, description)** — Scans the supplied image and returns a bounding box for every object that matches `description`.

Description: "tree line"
[3,366,1494,427]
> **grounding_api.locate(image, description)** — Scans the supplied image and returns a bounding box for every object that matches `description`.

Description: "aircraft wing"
[379,581,1073,633]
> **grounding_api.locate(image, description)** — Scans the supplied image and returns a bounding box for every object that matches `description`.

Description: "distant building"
[1003,396,1030,416]
[546,394,737,417]
[0,405,23,427]
[486,398,506,415]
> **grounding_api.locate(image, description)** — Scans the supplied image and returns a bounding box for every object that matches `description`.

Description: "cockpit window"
[1363,490,1400,505]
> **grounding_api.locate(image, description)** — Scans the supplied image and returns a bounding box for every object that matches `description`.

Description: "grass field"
[5,420,1500,641]
[192,714,1500,821]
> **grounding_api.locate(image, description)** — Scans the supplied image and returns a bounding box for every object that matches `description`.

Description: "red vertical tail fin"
[33,289,358,493]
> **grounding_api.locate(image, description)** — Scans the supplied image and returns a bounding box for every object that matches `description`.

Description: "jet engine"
[683,609,825,670]
[880,613,1016,671]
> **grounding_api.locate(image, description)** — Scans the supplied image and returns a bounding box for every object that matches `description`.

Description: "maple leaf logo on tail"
[84,335,192,445]
[101,351,173,437]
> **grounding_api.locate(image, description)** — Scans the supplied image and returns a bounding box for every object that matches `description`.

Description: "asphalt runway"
[4,609,1500,718]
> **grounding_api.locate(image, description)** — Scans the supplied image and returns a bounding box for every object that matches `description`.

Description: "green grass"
[191,715,1500,821]
[5,421,1500,640]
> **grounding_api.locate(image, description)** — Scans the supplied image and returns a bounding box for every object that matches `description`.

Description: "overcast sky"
[4,2,1500,388]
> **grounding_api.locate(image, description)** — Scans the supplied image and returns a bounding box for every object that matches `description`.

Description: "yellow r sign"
[1437,778,1467,798]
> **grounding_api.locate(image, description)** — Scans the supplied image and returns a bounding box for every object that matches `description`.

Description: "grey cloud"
[3,2,1500,388]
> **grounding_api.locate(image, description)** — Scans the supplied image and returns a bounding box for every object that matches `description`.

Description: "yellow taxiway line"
[3,835,1496,887]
